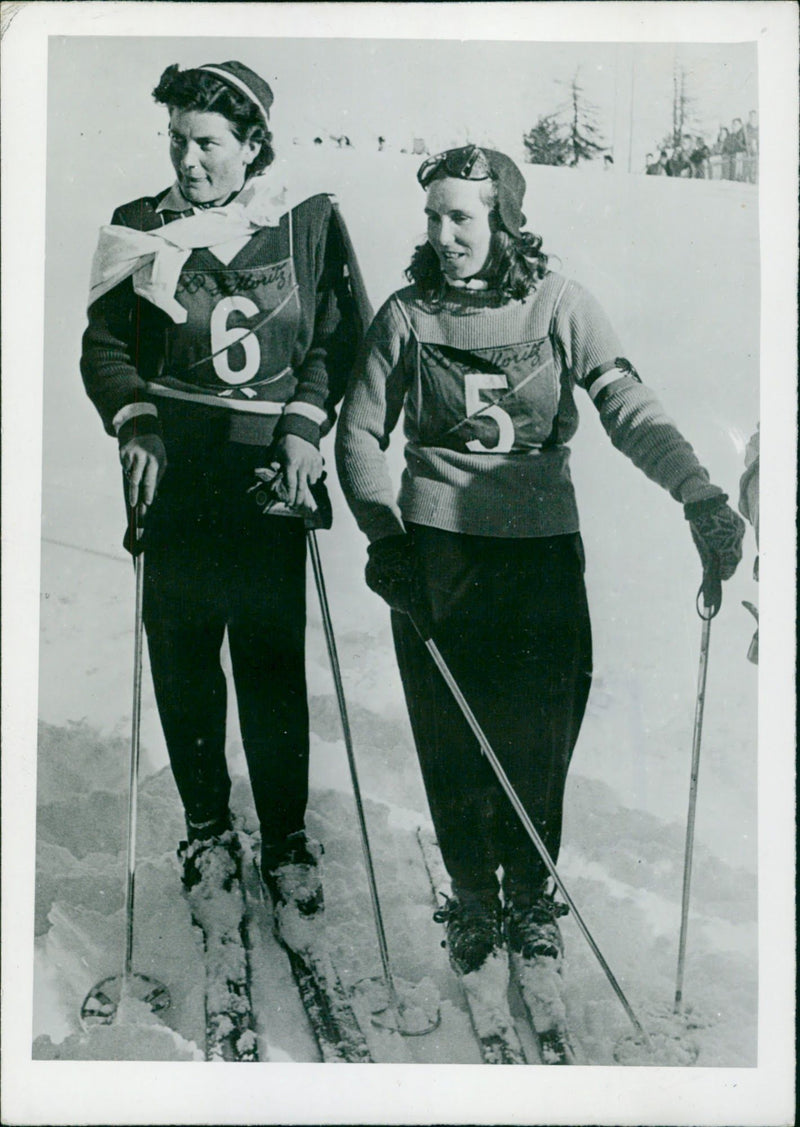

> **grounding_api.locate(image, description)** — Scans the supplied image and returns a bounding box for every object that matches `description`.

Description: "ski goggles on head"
[417,145,493,189]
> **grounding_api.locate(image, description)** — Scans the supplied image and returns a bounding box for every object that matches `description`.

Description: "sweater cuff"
[117,413,163,446]
[684,492,729,519]
[676,476,725,506]
[275,408,323,448]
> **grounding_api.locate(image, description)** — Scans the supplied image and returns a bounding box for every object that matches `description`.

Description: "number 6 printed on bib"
[210,295,262,385]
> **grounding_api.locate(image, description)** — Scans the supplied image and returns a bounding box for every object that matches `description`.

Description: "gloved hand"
[684,494,745,581]
[365,534,422,617]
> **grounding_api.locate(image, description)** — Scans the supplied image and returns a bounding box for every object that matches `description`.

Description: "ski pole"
[674,564,721,1012]
[122,522,146,990]
[308,531,438,1036]
[412,617,651,1048]
[81,511,170,1027]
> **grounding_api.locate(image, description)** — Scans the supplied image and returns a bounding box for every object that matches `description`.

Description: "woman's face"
[425,177,493,281]
[168,108,259,206]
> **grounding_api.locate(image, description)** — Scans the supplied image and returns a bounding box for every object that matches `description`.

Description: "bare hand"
[120,433,167,517]
[272,434,323,512]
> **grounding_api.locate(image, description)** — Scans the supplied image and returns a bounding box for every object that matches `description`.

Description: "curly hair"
[405,181,549,305]
[152,64,274,177]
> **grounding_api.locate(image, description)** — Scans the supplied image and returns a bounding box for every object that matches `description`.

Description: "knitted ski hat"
[198,61,273,124]
[417,144,527,235]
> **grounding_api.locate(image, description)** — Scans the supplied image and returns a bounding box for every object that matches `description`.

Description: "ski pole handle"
[122,473,147,557]
[696,560,722,620]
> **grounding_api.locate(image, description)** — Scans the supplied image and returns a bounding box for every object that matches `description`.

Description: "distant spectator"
[689,135,710,178]
[666,139,692,178]
[744,111,759,183]
[712,126,730,179]
[645,152,656,174]
[725,118,748,180]
[603,154,614,171]
[728,118,747,153]
[648,149,669,176]
[745,110,758,156]
[378,135,386,152]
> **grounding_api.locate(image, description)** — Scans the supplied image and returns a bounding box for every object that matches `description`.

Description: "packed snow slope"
[35,152,758,1063]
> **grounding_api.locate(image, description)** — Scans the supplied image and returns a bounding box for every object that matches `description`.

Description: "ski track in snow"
[34,156,758,1064]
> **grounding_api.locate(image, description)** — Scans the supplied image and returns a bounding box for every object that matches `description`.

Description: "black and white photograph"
[1,2,796,1124]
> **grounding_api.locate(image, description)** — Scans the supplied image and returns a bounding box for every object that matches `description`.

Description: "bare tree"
[668,62,697,148]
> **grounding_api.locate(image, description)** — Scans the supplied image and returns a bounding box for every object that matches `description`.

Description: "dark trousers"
[140,442,309,844]
[392,525,592,899]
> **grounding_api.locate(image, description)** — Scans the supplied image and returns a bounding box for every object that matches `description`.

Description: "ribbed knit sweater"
[335,271,722,541]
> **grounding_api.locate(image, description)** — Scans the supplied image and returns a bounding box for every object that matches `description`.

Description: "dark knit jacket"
[81,190,359,453]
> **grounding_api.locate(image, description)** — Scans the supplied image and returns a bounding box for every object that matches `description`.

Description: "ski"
[416,828,527,1065]
[509,952,577,1065]
[181,833,259,1062]
[244,845,372,1064]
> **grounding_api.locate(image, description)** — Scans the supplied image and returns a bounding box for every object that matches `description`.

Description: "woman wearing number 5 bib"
[81,62,359,912]
[335,146,744,980]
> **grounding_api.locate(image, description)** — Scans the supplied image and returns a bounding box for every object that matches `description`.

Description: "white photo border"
[2,3,796,1125]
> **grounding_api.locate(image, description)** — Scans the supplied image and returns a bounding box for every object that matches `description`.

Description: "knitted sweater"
[335,272,721,541]
[81,189,359,452]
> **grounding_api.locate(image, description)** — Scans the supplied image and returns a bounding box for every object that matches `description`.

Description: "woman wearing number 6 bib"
[335,146,744,980]
[81,62,359,914]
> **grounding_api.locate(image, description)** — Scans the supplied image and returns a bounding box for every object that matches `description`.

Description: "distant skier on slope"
[80,61,360,925]
[336,144,745,984]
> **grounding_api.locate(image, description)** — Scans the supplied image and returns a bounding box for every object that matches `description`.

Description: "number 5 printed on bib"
[464,372,515,453]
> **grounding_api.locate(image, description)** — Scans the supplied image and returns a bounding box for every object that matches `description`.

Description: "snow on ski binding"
[251,834,372,1063]
[510,950,576,1064]
[179,828,258,1062]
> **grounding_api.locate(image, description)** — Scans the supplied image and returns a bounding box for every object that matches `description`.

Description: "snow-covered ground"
[31,151,761,1071]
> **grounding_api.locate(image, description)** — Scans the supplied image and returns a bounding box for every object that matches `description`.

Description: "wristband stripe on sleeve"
[585,358,641,408]
[284,401,328,426]
[113,401,158,435]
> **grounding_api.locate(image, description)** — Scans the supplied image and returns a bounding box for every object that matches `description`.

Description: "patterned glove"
[684,494,745,581]
[365,534,421,617]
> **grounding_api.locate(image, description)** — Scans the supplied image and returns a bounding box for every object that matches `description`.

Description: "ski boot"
[260,830,324,918]
[504,890,569,967]
[433,889,503,975]
[177,812,241,892]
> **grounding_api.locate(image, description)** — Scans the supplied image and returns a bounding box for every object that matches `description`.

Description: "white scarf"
[87,174,290,323]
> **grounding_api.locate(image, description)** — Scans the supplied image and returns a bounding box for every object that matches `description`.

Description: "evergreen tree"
[522,114,569,166]
[563,72,606,166]
[523,70,607,168]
